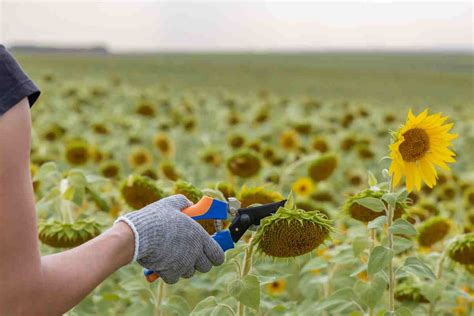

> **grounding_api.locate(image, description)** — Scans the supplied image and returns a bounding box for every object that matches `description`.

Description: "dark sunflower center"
[399,128,430,162]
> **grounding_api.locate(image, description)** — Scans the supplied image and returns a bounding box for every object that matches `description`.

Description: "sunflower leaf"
[368,215,387,230]
[355,197,385,213]
[389,218,417,236]
[227,274,260,310]
[368,246,393,277]
[397,257,436,280]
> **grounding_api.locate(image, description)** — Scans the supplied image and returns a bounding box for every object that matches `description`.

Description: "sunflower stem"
[238,234,256,316]
[428,249,447,316]
[155,280,166,316]
[386,175,396,313]
[368,228,376,316]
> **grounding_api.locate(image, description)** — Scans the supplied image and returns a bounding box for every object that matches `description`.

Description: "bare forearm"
[39,223,134,315]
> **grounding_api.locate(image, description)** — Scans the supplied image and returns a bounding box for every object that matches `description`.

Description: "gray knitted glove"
[115,194,225,284]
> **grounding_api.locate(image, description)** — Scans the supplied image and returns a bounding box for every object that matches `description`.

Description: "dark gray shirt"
[0,45,41,115]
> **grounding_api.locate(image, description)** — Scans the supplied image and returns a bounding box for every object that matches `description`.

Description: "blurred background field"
[4,1,474,315]
[16,52,473,107]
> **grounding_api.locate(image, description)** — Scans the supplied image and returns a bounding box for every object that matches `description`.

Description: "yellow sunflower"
[266,279,286,296]
[292,177,315,197]
[389,109,457,192]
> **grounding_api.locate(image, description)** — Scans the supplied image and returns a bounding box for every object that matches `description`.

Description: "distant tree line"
[9,45,109,54]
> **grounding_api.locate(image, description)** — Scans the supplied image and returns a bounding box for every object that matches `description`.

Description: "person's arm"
[0,99,135,315]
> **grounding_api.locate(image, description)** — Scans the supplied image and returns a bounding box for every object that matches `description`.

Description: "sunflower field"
[17,52,474,315]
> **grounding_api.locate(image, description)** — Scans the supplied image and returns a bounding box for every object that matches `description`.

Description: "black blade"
[228,200,287,243]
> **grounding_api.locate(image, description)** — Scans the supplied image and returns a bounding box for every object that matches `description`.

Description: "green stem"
[368,228,376,316]
[428,250,447,316]
[387,175,396,313]
[155,280,166,316]
[238,235,256,316]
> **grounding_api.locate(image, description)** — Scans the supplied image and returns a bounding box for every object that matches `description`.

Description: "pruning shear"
[144,196,286,282]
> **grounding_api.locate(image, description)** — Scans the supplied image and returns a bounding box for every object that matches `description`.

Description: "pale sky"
[1,0,472,52]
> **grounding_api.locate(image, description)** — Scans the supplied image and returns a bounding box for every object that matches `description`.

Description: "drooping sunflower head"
[311,136,329,153]
[463,187,474,208]
[65,139,90,166]
[436,182,458,201]
[160,161,180,181]
[292,177,315,197]
[153,133,175,157]
[120,175,165,209]
[307,153,338,182]
[227,133,246,149]
[237,185,284,208]
[43,124,66,141]
[447,233,474,265]
[92,122,109,135]
[200,148,222,167]
[343,189,407,223]
[417,216,451,247]
[214,181,236,200]
[38,219,102,248]
[280,129,300,151]
[99,160,121,179]
[394,281,429,303]
[254,196,333,258]
[173,180,203,203]
[226,150,262,178]
[135,101,156,117]
[139,167,159,180]
[128,147,153,169]
[389,109,457,192]
[404,206,430,224]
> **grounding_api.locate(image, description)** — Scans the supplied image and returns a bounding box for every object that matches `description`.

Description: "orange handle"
[181,196,214,218]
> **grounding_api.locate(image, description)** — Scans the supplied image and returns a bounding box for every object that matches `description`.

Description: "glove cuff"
[114,216,140,262]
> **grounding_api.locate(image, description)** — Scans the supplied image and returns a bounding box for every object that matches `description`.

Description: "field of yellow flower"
[18,52,474,315]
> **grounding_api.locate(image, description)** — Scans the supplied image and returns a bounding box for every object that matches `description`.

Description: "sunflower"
[227,133,246,149]
[65,140,90,166]
[226,150,261,178]
[311,136,329,153]
[292,177,315,197]
[153,133,174,157]
[160,161,180,181]
[280,129,300,151]
[417,216,451,247]
[389,109,457,192]
[99,160,121,179]
[120,175,165,209]
[237,186,283,208]
[448,233,474,265]
[266,279,286,296]
[308,153,338,182]
[128,147,153,169]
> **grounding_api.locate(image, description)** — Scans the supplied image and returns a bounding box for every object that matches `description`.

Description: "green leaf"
[301,257,328,273]
[353,236,372,257]
[86,187,109,212]
[381,193,397,208]
[368,246,393,277]
[355,197,385,213]
[368,215,387,230]
[35,162,58,180]
[161,295,191,316]
[284,191,296,210]
[68,170,87,187]
[392,236,413,254]
[354,273,386,308]
[368,171,378,187]
[227,274,260,310]
[389,218,417,236]
[396,189,408,203]
[190,297,233,316]
[395,307,412,316]
[397,257,436,280]
[420,280,443,303]
[72,186,85,206]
